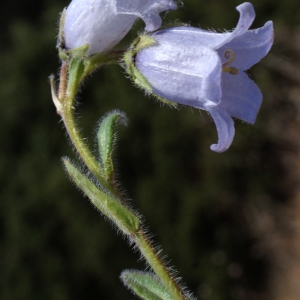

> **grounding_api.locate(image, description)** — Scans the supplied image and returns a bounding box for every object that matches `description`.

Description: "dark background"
[1,0,300,299]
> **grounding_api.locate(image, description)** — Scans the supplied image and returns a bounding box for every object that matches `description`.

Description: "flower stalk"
[50,52,126,198]
[51,58,111,191]
[50,55,190,300]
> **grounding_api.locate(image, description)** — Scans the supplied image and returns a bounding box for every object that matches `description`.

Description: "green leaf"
[97,111,127,181]
[121,270,172,300]
[63,158,140,235]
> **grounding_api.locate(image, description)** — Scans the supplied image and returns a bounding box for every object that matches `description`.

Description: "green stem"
[59,59,188,300]
[82,50,124,78]
[134,231,187,300]
[64,100,103,180]
[62,59,119,198]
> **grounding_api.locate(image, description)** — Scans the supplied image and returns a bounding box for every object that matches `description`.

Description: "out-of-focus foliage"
[1,1,300,299]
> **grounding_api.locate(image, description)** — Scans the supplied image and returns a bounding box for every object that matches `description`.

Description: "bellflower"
[63,0,177,55]
[125,2,274,152]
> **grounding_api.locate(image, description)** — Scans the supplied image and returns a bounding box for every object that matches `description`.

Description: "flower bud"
[63,0,177,55]
[124,2,274,152]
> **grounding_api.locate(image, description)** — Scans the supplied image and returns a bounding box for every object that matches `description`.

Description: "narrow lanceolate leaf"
[63,158,140,235]
[121,270,172,300]
[97,111,127,181]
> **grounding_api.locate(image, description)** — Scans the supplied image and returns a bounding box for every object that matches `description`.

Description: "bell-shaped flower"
[63,0,177,55]
[125,2,273,152]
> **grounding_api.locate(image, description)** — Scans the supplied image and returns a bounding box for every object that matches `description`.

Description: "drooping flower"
[63,0,177,55]
[124,2,274,152]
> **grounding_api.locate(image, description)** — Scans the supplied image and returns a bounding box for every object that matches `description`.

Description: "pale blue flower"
[64,0,177,55]
[133,2,274,152]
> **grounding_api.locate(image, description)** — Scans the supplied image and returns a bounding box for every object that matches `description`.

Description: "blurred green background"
[1,0,300,299]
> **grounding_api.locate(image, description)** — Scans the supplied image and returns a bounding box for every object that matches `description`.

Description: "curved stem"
[64,92,123,200]
[57,60,188,300]
[61,59,120,198]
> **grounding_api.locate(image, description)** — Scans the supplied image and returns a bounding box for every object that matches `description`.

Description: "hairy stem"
[58,60,188,300]
[134,230,188,300]
[61,59,119,198]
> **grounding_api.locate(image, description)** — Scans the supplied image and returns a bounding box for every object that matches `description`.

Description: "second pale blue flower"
[125,2,274,152]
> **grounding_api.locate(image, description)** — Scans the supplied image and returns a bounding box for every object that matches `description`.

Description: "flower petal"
[64,0,136,54]
[147,26,232,50]
[150,2,255,50]
[216,2,256,48]
[220,71,262,124]
[205,105,235,153]
[136,38,222,106]
[116,0,177,31]
[64,0,176,55]
[218,21,274,70]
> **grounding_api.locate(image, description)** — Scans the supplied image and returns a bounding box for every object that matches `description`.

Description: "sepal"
[66,57,86,96]
[124,35,178,108]
[57,9,67,61]
[124,36,157,93]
